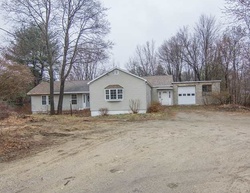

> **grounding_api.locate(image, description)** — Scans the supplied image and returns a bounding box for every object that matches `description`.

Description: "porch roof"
[143,75,173,87]
[27,81,89,95]
[156,86,173,90]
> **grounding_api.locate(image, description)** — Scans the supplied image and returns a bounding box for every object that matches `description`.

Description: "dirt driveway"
[0,109,250,193]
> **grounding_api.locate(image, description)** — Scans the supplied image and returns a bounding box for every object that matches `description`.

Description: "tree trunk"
[57,78,65,115]
[49,67,55,115]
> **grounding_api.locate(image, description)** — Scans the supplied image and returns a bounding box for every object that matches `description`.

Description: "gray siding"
[89,70,149,116]
[31,95,50,113]
[31,94,86,113]
[151,88,159,102]
[146,84,152,109]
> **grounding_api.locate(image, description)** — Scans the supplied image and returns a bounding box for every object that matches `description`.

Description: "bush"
[99,108,109,116]
[147,102,163,113]
[0,102,11,120]
[211,91,231,105]
[129,99,140,114]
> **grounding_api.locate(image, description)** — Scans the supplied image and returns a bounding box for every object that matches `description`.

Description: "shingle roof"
[27,75,174,95]
[27,81,89,95]
[143,75,173,86]
[88,67,147,85]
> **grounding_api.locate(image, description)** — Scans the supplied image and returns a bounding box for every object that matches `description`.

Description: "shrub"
[211,91,231,105]
[129,99,140,114]
[99,108,108,116]
[0,101,11,120]
[147,102,163,113]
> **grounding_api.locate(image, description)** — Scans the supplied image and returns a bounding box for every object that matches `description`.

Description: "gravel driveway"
[0,110,250,193]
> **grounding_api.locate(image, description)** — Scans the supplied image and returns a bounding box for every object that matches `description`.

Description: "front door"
[82,94,90,108]
[158,90,172,105]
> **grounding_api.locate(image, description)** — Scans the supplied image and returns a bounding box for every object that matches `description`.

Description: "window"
[118,89,123,99]
[42,96,47,105]
[110,89,116,99]
[105,88,123,101]
[105,90,110,100]
[202,85,212,95]
[71,94,77,104]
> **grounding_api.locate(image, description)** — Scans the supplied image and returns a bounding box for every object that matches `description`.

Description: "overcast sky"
[0,0,226,68]
[103,0,226,68]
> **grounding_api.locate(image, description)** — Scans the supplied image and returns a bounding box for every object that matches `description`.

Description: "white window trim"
[42,95,47,105]
[71,94,77,105]
[48,95,51,105]
[105,88,123,101]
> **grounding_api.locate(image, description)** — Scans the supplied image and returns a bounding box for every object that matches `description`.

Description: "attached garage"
[178,86,196,105]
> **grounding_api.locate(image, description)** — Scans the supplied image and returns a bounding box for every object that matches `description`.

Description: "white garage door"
[178,86,196,105]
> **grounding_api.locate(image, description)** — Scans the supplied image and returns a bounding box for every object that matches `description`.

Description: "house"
[27,68,221,115]
[27,81,90,114]
[88,68,221,116]
[88,68,153,116]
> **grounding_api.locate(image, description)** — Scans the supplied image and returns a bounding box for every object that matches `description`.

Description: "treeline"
[0,0,249,108]
[127,13,250,105]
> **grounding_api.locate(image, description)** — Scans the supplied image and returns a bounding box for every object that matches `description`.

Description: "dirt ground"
[0,106,250,193]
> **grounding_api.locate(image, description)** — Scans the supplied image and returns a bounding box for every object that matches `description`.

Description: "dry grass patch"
[0,113,129,162]
[95,110,175,122]
[2,105,234,162]
[218,104,250,112]
[0,124,51,162]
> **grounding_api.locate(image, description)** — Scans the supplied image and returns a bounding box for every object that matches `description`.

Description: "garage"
[178,86,196,105]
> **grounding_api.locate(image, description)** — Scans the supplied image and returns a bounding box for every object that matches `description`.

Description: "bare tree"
[158,35,184,81]
[68,62,105,81]
[218,27,246,104]
[224,1,250,105]
[194,15,220,80]
[56,0,111,114]
[178,26,202,81]
[68,44,108,80]
[241,41,250,105]
[159,16,220,82]
[126,40,158,76]
[2,0,60,115]
[225,0,250,36]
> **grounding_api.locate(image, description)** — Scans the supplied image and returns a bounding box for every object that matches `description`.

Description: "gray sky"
[0,0,226,68]
[103,0,226,67]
